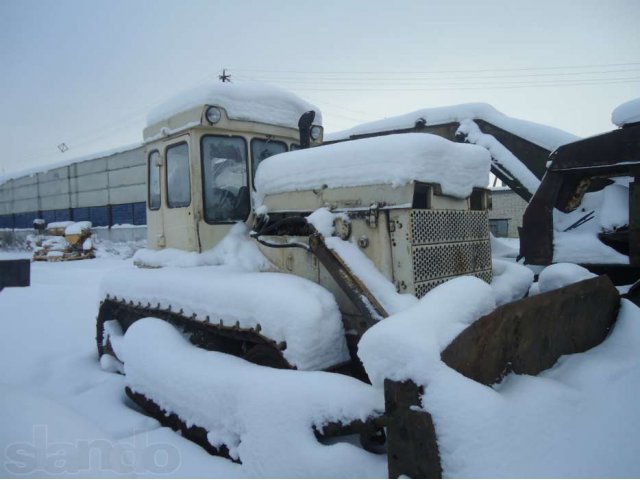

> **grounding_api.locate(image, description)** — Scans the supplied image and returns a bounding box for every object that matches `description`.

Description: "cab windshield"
[201,135,249,223]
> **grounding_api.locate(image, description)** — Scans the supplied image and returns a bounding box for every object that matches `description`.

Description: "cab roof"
[146,81,322,131]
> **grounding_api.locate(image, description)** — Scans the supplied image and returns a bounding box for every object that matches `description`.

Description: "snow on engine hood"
[255,133,491,203]
[146,80,322,129]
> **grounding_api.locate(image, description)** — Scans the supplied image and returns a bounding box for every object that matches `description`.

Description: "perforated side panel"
[410,210,489,245]
[415,269,492,299]
[408,209,492,299]
[412,241,492,283]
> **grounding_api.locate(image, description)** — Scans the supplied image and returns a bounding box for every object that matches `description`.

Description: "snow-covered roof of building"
[325,103,579,152]
[0,142,143,185]
[255,133,491,202]
[146,81,322,130]
[611,97,640,127]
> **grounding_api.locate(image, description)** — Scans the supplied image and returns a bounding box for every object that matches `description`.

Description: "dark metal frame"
[520,123,640,269]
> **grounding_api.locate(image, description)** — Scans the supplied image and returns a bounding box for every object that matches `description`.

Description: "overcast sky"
[0,0,638,175]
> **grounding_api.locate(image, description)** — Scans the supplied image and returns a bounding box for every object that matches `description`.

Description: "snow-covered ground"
[2,247,640,478]
[0,253,245,478]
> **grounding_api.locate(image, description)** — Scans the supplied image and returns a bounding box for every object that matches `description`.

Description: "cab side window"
[251,138,287,181]
[148,150,161,210]
[166,143,191,208]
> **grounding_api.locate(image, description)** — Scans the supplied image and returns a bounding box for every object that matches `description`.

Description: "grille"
[412,241,492,284]
[410,210,489,245]
[407,208,492,299]
[415,269,493,299]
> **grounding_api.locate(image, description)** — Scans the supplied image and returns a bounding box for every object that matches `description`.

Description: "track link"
[96,296,292,369]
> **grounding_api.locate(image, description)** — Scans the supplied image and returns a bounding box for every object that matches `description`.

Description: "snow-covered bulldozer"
[95,82,634,477]
[97,82,493,372]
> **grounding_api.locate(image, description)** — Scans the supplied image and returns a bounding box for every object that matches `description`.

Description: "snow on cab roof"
[146,81,322,130]
[611,97,640,127]
[255,133,491,202]
[325,103,579,152]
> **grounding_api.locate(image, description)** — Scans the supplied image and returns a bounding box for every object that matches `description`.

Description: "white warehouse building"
[488,187,529,238]
[0,144,148,245]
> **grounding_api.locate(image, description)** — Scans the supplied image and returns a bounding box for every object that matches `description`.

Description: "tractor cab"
[142,82,322,252]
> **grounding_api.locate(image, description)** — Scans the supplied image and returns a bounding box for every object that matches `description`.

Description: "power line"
[230,61,640,76]
[276,78,640,92]
[247,75,640,88]
[11,69,223,166]
[236,68,640,84]
[8,64,638,168]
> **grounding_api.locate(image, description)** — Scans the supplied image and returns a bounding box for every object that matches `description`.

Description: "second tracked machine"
[96,81,638,477]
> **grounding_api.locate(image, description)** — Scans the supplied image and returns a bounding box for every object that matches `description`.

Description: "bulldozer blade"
[385,275,620,479]
[441,275,620,385]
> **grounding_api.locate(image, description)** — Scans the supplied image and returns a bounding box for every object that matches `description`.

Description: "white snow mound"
[538,263,597,294]
[326,102,578,151]
[358,276,496,388]
[255,133,491,204]
[612,97,640,127]
[65,221,92,235]
[147,80,322,130]
[490,259,534,306]
[47,221,74,230]
[133,223,271,271]
[122,318,386,477]
[100,265,349,371]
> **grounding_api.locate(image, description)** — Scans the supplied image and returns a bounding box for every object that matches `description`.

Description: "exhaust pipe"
[298,110,316,149]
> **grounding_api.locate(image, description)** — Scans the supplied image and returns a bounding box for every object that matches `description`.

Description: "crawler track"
[98,296,386,458]
[125,387,238,461]
[96,296,292,369]
[126,384,386,460]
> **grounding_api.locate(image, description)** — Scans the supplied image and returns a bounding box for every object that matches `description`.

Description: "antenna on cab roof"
[218,69,232,83]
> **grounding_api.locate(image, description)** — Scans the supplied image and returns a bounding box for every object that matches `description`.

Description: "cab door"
[146,148,165,250]
[161,135,198,251]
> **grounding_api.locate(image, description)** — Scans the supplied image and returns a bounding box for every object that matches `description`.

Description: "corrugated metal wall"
[0,146,147,229]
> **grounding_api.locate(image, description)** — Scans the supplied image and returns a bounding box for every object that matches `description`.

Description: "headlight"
[310,125,322,141]
[206,106,222,124]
